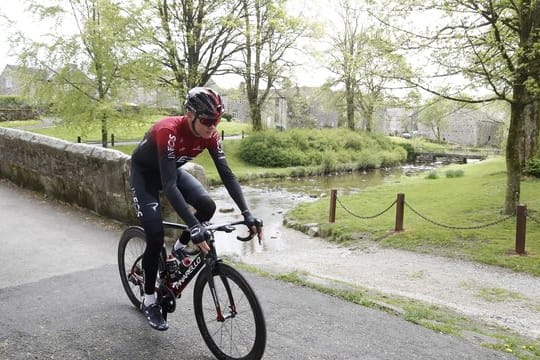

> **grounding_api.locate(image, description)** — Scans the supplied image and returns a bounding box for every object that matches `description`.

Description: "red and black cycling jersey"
[131,115,248,227]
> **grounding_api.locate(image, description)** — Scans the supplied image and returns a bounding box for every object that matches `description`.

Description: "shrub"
[238,128,407,170]
[222,113,233,122]
[524,158,540,178]
[425,171,439,179]
[445,169,465,178]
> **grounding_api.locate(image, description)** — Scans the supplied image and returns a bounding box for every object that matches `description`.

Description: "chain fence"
[336,197,396,219]
[404,200,514,230]
[331,191,537,254]
[334,193,516,229]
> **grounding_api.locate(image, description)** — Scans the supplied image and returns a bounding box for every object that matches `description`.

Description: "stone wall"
[0,127,206,224]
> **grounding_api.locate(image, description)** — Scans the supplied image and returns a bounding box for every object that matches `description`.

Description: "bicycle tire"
[193,263,266,360]
[118,226,147,309]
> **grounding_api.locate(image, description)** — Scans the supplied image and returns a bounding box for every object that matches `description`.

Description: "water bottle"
[165,255,179,280]
[176,252,193,277]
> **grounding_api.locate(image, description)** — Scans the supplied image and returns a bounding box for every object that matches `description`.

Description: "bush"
[445,169,465,178]
[222,113,233,122]
[238,128,408,170]
[425,171,439,179]
[0,95,25,108]
[524,158,540,178]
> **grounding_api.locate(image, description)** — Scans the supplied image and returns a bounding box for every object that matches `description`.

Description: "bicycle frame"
[160,219,247,302]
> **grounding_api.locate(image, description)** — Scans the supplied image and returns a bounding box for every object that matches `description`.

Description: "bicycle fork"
[206,261,237,322]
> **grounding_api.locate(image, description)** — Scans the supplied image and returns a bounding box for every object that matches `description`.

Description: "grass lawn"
[286,157,540,276]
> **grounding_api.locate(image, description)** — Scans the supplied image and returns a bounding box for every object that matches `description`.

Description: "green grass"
[287,157,540,276]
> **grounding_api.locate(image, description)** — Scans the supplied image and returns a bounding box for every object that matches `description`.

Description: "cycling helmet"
[184,87,225,119]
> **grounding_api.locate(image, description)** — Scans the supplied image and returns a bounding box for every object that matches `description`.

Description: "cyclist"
[130,87,263,331]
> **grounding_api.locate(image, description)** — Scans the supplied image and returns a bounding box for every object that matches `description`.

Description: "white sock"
[144,293,156,306]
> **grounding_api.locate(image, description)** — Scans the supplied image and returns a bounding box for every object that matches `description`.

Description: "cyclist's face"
[194,117,219,139]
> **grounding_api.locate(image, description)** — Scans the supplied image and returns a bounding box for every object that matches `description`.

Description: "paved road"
[0,179,512,360]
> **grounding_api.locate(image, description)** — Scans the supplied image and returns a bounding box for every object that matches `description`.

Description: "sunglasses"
[198,117,220,127]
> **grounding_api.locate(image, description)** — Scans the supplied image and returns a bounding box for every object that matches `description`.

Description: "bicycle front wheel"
[193,263,266,360]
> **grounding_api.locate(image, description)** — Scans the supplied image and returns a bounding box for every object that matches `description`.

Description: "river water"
[208,167,416,256]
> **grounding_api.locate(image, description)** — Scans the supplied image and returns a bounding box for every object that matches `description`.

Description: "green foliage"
[425,171,439,179]
[0,95,26,108]
[17,0,149,145]
[524,157,540,178]
[238,129,407,169]
[445,169,464,178]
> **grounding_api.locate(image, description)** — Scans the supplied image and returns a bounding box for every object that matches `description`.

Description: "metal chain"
[526,211,540,225]
[336,197,397,219]
[404,201,514,230]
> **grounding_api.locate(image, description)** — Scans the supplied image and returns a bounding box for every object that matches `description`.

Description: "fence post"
[515,204,527,255]
[221,130,224,141]
[111,133,115,147]
[242,130,244,139]
[329,189,337,223]
[394,193,405,231]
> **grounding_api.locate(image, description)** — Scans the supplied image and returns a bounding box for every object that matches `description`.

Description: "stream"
[208,167,417,256]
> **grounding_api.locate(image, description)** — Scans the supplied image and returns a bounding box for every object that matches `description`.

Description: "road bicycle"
[118,219,266,360]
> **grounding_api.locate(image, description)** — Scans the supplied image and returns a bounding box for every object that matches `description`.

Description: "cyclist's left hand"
[197,240,210,254]
[243,211,264,243]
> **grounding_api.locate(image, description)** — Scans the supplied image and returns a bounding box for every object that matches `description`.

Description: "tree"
[132,0,244,101]
[238,0,307,131]
[13,0,142,147]
[326,0,410,131]
[380,0,540,214]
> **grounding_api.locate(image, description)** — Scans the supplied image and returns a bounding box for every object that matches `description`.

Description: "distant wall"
[0,127,206,224]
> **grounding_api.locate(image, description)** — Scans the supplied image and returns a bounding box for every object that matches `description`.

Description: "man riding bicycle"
[130,87,263,331]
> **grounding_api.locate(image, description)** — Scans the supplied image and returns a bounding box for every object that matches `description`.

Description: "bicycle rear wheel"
[117,226,147,309]
[193,263,266,360]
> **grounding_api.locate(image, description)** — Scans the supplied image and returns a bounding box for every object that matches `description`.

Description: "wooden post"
[394,193,405,231]
[221,130,224,141]
[515,204,527,255]
[329,189,337,223]
[111,133,115,146]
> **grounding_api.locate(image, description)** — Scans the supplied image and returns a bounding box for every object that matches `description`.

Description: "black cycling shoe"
[142,302,169,331]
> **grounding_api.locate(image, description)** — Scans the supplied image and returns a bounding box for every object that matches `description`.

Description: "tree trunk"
[248,94,262,131]
[522,97,539,161]
[345,80,355,130]
[251,108,262,131]
[101,115,108,148]
[504,89,526,214]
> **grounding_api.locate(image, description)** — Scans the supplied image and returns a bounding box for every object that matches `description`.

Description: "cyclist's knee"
[194,195,216,222]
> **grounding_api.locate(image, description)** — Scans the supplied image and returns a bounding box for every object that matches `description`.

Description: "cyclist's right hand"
[190,224,210,254]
